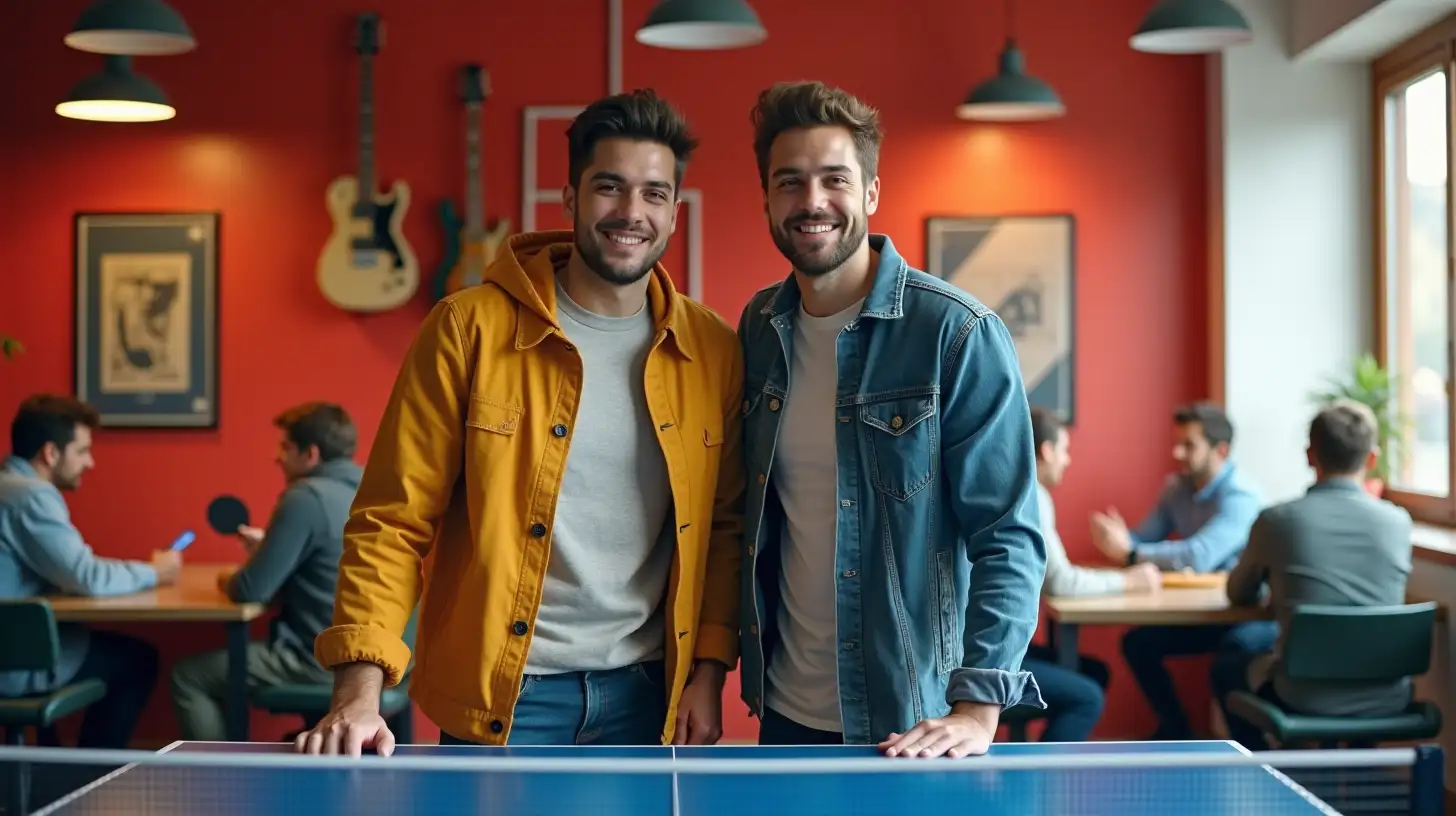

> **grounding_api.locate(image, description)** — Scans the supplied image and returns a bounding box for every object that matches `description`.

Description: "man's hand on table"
[150,549,182,585]
[878,701,999,759]
[296,663,397,757]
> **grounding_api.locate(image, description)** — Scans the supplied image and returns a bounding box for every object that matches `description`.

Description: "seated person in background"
[0,394,180,749]
[170,402,363,742]
[1021,407,1162,741]
[1216,400,1414,750]
[1091,402,1265,739]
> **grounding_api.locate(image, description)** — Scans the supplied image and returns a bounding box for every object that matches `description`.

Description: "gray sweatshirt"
[226,457,363,663]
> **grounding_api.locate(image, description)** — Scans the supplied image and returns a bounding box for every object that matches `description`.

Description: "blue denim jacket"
[736,234,1047,744]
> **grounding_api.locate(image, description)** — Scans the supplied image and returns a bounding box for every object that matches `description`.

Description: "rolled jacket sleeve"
[939,311,1047,711]
[314,299,472,686]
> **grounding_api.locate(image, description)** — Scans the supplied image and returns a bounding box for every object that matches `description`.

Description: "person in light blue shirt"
[1087,401,1269,740]
[0,394,181,748]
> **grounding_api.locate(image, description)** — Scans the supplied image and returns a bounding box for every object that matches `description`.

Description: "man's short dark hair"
[1173,401,1234,448]
[274,402,355,462]
[750,80,884,190]
[1309,399,1378,474]
[565,89,699,194]
[1030,406,1065,454]
[10,394,100,460]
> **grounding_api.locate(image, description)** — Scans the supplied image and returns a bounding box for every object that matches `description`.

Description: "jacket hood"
[481,230,697,360]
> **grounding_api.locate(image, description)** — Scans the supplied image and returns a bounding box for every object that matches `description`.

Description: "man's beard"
[770,210,866,277]
[574,215,666,286]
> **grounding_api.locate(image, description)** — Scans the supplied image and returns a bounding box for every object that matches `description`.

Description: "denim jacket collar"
[763,234,911,321]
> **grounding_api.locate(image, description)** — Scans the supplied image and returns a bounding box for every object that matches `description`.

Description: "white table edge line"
[29,740,184,815]
[1230,739,1342,816]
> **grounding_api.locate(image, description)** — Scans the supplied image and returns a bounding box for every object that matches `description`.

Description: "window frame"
[1373,14,1456,525]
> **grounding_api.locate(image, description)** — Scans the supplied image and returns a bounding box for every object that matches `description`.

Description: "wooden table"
[46,564,267,741]
[1043,575,1441,668]
[1043,581,1268,668]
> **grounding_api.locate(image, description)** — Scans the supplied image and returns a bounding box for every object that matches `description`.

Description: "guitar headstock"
[354,12,383,57]
[459,64,492,104]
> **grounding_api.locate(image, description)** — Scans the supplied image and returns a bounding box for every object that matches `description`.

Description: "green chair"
[0,599,109,816]
[1226,601,1443,748]
[251,608,418,743]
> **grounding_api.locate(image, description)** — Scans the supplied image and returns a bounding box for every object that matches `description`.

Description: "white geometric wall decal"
[518,0,705,301]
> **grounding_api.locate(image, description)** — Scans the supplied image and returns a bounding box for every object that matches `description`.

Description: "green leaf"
[1306,353,1407,483]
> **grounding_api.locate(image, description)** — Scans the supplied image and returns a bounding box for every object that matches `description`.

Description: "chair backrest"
[0,599,62,673]
[1283,601,1436,682]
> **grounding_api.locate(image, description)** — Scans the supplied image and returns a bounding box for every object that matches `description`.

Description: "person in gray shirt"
[170,402,362,741]
[0,394,182,748]
[1216,399,1415,750]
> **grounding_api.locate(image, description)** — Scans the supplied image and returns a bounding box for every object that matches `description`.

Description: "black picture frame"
[73,212,220,429]
[924,213,1077,424]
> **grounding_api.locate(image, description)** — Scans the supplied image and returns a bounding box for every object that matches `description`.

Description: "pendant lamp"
[64,0,196,56]
[56,55,175,123]
[1130,0,1252,54]
[636,0,766,50]
[957,0,1063,122]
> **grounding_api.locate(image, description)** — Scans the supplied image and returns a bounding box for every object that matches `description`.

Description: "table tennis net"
[0,744,1443,816]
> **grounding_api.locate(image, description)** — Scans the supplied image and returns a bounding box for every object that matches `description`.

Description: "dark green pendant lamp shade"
[56,54,175,122]
[957,41,1064,122]
[64,0,196,55]
[1131,0,1252,54]
[636,0,766,50]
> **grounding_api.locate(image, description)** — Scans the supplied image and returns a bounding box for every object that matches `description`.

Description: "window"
[1375,18,1455,524]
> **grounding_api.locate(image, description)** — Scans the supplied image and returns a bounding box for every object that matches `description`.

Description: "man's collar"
[764,234,910,320]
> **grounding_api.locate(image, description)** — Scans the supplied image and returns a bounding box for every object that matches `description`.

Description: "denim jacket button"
[768,398,781,411]
[890,416,903,429]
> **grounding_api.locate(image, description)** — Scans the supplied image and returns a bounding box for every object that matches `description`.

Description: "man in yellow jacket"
[295,89,744,755]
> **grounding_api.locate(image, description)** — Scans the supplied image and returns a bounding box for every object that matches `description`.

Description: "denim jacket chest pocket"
[858,393,938,501]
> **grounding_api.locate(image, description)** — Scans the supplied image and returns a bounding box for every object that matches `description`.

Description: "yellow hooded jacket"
[314,230,745,745]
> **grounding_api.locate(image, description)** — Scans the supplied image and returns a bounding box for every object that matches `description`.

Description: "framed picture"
[74,212,220,429]
[925,214,1076,423]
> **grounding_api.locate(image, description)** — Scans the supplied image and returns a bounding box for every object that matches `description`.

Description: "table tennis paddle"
[207,494,250,534]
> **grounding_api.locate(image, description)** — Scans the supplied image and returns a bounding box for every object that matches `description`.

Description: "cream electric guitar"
[317,12,419,313]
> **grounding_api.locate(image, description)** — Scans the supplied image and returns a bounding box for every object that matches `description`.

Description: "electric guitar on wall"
[317,12,419,313]
[435,64,512,299]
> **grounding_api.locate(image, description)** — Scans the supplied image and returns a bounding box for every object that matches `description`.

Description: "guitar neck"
[357,54,375,198]
[465,102,482,235]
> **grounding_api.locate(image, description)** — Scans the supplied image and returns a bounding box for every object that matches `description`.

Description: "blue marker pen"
[170,530,196,552]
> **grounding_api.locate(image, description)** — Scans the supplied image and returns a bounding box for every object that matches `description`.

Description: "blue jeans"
[439,660,667,746]
[1123,621,1278,739]
[758,706,844,746]
[1022,644,1109,742]
[1210,630,1283,751]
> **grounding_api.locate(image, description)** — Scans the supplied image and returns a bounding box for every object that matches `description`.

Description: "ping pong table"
[27,740,1430,815]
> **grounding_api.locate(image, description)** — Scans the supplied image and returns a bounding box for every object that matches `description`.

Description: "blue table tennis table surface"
[34,739,1340,815]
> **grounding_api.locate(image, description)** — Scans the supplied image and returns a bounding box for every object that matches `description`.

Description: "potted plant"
[1307,353,1407,497]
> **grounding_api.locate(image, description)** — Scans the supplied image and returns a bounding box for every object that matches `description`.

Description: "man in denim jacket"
[736,81,1047,759]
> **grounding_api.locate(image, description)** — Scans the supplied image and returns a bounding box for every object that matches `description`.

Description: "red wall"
[0,0,1209,746]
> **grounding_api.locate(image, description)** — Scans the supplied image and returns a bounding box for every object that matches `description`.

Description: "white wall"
[1215,0,1373,505]
[1216,0,1456,786]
